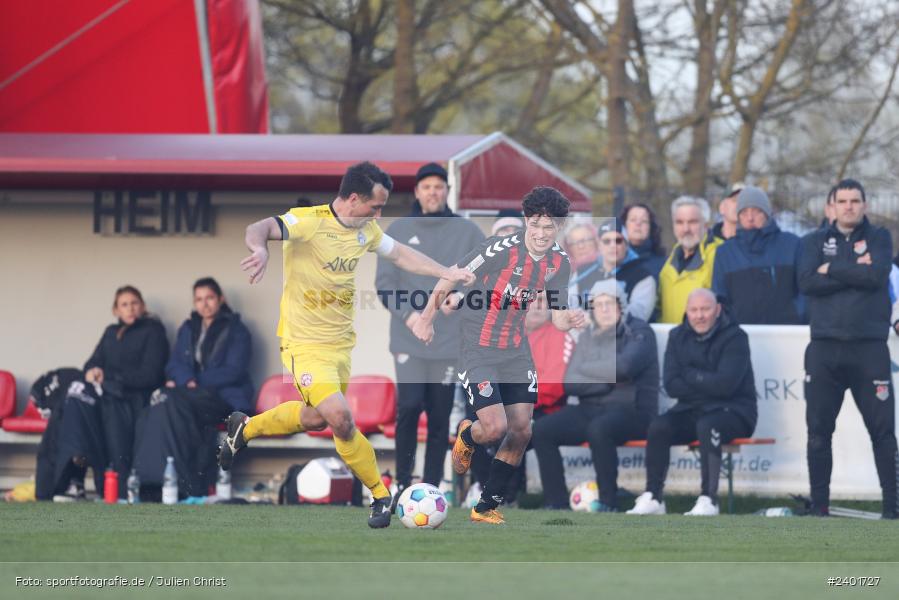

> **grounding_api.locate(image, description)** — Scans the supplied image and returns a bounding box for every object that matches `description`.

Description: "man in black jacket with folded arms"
[627,288,756,516]
[798,178,897,519]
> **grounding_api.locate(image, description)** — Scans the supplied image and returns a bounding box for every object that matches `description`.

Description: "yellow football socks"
[334,429,389,499]
[243,401,304,441]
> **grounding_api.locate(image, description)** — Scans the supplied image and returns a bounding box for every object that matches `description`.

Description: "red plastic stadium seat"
[0,370,15,425]
[255,374,302,415]
[307,375,397,437]
[380,412,428,442]
[2,399,47,434]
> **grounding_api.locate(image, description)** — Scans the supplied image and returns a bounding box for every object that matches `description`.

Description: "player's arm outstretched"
[240,217,282,284]
[383,241,474,284]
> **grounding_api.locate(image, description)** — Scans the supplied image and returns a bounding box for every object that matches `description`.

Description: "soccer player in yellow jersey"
[218,162,475,528]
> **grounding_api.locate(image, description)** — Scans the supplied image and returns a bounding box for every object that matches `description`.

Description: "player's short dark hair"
[338,162,393,200]
[835,178,866,202]
[521,186,570,220]
[826,185,837,204]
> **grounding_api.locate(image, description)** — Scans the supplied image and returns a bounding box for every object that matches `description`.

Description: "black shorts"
[457,345,537,412]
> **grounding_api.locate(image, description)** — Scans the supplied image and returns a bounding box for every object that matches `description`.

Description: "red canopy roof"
[0,132,592,212]
[0,0,268,134]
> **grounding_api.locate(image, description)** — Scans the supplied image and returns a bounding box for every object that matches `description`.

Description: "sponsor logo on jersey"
[323,256,360,272]
[478,381,493,397]
[854,240,868,255]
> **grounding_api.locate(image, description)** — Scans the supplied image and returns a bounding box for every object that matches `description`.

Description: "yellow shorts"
[280,341,352,407]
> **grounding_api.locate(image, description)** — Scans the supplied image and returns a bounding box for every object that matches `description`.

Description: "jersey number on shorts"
[527,370,538,393]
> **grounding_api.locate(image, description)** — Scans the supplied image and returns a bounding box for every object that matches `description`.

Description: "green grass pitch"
[3,502,897,599]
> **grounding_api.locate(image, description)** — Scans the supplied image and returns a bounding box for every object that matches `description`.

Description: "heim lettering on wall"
[93,190,213,235]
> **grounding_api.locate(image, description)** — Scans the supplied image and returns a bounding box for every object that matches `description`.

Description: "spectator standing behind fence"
[592,221,656,322]
[132,278,253,498]
[532,279,657,511]
[627,289,756,516]
[564,222,602,309]
[620,203,666,281]
[711,186,805,324]
[797,178,898,519]
[712,183,743,242]
[375,162,485,504]
[54,286,168,500]
[658,197,722,324]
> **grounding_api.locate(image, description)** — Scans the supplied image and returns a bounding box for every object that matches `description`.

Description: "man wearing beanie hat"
[492,209,524,237]
[375,162,485,506]
[711,185,805,324]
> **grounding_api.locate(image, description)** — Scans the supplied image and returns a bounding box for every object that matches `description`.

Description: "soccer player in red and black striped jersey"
[414,187,586,524]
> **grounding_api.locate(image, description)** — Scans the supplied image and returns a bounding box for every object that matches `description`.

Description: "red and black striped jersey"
[455,233,571,350]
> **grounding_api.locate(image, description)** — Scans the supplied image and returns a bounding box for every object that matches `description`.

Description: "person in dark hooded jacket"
[375,163,485,503]
[532,279,658,511]
[54,285,168,500]
[627,288,756,517]
[711,186,805,324]
[133,277,253,498]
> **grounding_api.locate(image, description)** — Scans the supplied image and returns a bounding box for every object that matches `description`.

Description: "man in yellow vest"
[658,196,723,323]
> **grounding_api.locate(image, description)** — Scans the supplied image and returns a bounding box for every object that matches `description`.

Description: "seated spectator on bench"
[532,279,658,511]
[133,277,253,498]
[54,285,168,500]
[627,288,756,516]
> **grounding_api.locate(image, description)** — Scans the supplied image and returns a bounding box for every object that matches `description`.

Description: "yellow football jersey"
[276,204,384,345]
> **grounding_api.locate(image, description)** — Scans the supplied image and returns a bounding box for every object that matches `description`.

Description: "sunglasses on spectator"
[568,238,596,247]
[601,237,625,246]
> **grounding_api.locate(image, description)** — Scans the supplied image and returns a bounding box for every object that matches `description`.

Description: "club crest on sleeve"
[478,381,493,397]
[300,372,313,388]
[874,380,890,401]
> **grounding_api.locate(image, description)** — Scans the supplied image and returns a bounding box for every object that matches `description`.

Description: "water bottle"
[215,466,232,500]
[162,456,178,505]
[126,469,140,504]
[103,466,119,504]
[754,507,793,517]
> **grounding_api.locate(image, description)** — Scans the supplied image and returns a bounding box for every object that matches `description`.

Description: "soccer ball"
[396,483,449,529]
[569,481,600,512]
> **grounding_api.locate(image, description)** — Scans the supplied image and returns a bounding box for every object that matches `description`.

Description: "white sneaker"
[684,495,719,516]
[626,491,666,515]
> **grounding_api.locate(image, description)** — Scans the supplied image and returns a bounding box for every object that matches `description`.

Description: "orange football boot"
[452,419,474,474]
